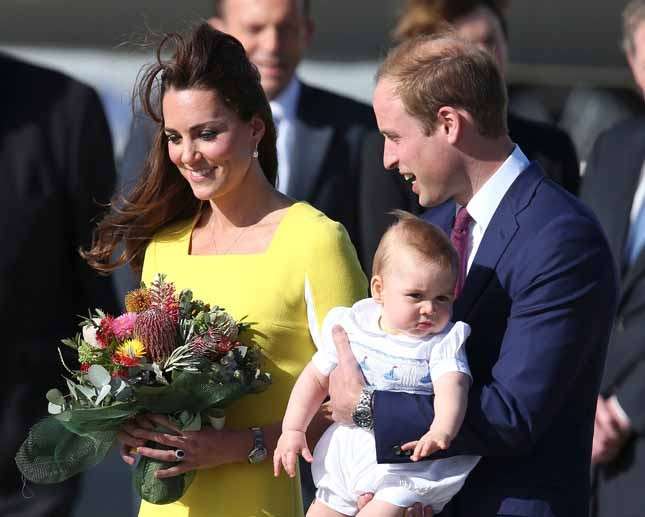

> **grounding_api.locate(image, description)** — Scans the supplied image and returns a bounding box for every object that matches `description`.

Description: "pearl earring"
[252,147,259,159]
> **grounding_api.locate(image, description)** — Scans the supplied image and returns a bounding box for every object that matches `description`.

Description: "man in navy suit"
[327,34,617,516]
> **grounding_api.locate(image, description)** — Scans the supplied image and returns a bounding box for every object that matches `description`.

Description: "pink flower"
[112,312,138,341]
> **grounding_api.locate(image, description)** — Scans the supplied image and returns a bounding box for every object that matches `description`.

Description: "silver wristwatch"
[247,426,268,464]
[351,387,374,429]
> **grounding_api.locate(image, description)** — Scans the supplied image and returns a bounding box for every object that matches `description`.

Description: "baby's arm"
[404,371,471,461]
[273,362,329,478]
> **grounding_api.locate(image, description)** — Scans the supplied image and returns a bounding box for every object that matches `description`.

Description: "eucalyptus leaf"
[87,365,110,388]
[46,389,65,405]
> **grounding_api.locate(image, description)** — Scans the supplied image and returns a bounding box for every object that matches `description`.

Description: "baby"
[274,211,480,516]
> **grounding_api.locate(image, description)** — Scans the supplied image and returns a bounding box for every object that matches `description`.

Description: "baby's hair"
[372,210,459,279]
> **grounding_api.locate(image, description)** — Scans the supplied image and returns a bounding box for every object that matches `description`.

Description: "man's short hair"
[213,0,310,17]
[622,0,645,55]
[372,210,458,280]
[393,0,509,43]
[376,33,508,138]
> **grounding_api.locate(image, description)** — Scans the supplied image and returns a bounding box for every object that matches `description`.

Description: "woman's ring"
[174,449,185,461]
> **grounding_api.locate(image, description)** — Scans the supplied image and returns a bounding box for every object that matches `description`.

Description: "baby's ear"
[371,275,384,303]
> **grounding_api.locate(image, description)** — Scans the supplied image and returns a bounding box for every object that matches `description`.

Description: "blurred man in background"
[582,2,645,516]
[0,53,118,517]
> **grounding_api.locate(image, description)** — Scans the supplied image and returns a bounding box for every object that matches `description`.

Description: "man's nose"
[383,140,398,170]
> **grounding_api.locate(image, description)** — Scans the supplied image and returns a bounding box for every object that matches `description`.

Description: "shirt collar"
[269,76,300,122]
[465,145,529,232]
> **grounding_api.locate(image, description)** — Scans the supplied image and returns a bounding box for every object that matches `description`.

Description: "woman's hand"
[116,414,251,478]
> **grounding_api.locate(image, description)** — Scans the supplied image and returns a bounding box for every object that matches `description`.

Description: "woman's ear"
[250,115,266,144]
[371,275,384,303]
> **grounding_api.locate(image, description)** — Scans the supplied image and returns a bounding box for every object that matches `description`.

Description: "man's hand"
[401,427,451,462]
[328,325,365,424]
[592,395,632,465]
[357,494,434,516]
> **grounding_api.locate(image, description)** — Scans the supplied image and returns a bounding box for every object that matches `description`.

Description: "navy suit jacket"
[372,163,617,516]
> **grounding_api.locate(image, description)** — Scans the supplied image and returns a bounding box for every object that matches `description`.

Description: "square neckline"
[183,201,304,258]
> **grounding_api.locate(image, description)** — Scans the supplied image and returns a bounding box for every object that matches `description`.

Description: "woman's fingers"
[118,442,136,465]
[154,464,192,479]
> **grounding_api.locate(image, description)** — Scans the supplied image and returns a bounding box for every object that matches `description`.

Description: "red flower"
[79,363,90,373]
[111,367,128,378]
[96,315,116,348]
[112,353,140,368]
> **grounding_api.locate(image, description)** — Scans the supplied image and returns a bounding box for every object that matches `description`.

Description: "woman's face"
[162,87,264,201]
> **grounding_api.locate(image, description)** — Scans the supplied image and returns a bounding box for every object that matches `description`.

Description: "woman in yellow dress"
[83,24,366,517]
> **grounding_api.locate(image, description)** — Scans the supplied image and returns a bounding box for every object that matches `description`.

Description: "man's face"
[453,5,508,77]
[211,0,313,100]
[373,78,463,208]
[627,20,645,96]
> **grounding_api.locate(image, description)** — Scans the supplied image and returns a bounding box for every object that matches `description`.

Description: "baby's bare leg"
[356,500,405,517]
[307,500,353,517]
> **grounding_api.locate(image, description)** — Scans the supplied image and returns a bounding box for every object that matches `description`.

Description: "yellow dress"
[138,202,367,517]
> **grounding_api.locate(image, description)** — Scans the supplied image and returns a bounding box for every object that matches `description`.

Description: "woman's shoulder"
[284,202,351,246]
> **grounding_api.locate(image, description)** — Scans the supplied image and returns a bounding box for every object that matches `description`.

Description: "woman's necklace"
[210,221,251,255]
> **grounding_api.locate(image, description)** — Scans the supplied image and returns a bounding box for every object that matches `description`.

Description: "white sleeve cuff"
[311,351,335,376]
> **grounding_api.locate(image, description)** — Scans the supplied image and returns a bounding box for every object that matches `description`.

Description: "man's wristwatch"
[247,426,268,464]
[351,387,374,429]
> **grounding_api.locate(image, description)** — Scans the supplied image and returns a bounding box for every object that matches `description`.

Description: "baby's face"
[374,250,455,338]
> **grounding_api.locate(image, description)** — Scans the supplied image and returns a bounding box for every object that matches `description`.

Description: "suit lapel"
[455,164,542,319]
[287,83,333,201]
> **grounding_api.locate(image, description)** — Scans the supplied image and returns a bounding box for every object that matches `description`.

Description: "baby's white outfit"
[310,298,480,515]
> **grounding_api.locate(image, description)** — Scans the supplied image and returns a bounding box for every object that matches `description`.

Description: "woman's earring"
[252,147,259,159]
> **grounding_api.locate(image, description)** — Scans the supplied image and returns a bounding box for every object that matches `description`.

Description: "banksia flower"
[125,289,151,313]
[134,308,178,363]
[148,274,179,323]
[189,329,237,360]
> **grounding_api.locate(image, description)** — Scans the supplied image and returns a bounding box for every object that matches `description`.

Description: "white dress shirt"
[269,77,300,195]
[460,145,530,273]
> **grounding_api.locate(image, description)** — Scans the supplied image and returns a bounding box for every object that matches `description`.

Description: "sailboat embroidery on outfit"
[383,365,400,381]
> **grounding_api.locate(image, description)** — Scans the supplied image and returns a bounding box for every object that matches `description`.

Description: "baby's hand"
[273,430,313,478]
[400,428,452,462]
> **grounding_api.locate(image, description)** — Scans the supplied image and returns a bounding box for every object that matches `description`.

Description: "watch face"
[248,447,268,464]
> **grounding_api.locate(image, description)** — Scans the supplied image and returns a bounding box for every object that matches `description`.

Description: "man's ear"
[371,275,384,303]
[436,106,462,145]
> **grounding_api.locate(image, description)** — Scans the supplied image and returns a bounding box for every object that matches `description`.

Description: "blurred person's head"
[84,23,278,272]
[393,0,509,76]
[373,34,509,208]
[371,210,457,338]
[622,0,645,95]
[209,0,314,100]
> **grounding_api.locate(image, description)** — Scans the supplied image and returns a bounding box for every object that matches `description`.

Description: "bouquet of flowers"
[15,273,271,504]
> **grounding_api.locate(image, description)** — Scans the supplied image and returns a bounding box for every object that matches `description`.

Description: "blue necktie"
[625,201,645,266]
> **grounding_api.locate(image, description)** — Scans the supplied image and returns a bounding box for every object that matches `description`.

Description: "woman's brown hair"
[82,23,278,273]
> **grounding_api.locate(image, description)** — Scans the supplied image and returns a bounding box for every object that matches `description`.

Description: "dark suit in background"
[372,164,616,516]
[0,54,118,516]
[358,112,580,273]
[581,118,645,517]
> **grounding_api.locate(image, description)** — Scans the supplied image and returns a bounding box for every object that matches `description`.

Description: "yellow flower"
[116,339,146,359]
